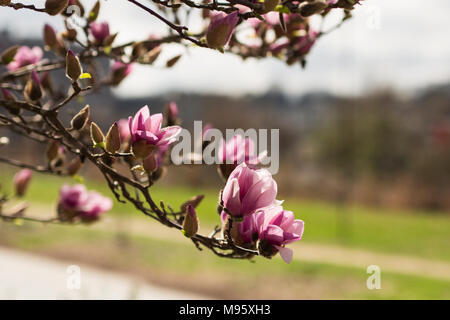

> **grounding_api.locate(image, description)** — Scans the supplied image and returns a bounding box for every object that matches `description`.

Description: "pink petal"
[222,178,242,215]
[275,246,293,264]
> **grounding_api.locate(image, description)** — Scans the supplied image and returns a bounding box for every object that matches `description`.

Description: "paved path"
[96,216,450,282]
[0,247,208,300]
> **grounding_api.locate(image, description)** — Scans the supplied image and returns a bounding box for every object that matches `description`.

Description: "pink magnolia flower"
[7,46,43,71]
[111,61,133,83]
[128,105,181,158]
[117,118,131,143]
[13,169,32,197]
[79,191,113,219]
[59,184,112,220]
[222,163,278,218]
[219,135,265,167]
[89,22,110,43]
[206,11,239,48]
[255,206,304,263]
[296,29,319,56]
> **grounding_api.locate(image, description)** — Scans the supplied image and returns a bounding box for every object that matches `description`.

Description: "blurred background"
[0,0,449,299]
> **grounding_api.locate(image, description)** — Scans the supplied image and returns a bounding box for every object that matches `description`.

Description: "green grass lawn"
[1,222,449,299]
[2,171,449,262]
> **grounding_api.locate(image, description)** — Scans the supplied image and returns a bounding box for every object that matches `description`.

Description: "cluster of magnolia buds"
[203,0,363,65]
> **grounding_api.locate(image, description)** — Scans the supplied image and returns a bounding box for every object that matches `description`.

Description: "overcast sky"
[1,0,450,97]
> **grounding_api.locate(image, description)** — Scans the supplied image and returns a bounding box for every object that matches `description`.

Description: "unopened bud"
[1,88,16,102]
[164,101,179,126]
[131,140,157,159]
[66,50,82,81]
[206,12,239,49]
[88,1,100,22]
[45,0,69,16]
[46,140,59,162]
[1,88,20,115]
[67,157,82,175]
[182,205,199,238]
[141,46,161,64]
[70,105,90,131]
[103,33,117,47]
[180,195,204,214]
[0,0,12,7]
[44,24,58,49]
[13,169,32,197]
[105,122,121,154]
[90,122,105,146]
[262,0,279,13]
[1,45,18,64]
[24,70,42,102]
[166,55,181,68]
[110,61,133,86]
[299,0,328,17]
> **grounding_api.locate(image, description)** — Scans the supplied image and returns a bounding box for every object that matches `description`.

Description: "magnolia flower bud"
[66,50,82,81]
[88,1,100,22]
[164,101,179,126]
[13,169,32,197]
[131,140,157,159]
[103,33,117,47]
[45,0,69,16]
[46,140,60,162]
[166,55,181,68]
[110,61,133,86]
[24,71,42,102]
[1,88,20,115]
[262,0,279,13]
[90,122,105,146]
[1,45,18,64]
[180,195,204,214]
[1,88,16,102]
[43,24,58,50]
[70,105,90,131]
[299,0,328,17]
[206,12,239,49]
[182,205,199,238]
[105,122,121,154]
[0,0,12,6]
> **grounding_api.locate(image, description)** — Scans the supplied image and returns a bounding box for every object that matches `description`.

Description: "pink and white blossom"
[255,206,304,263]
[59,184,112,220]
[7,46,43,71]
[222,163,278,218]
[128,105,181,158]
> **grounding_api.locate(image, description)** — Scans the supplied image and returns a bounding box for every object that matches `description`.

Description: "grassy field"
[2,172,449,262]
[1,171,450,299]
